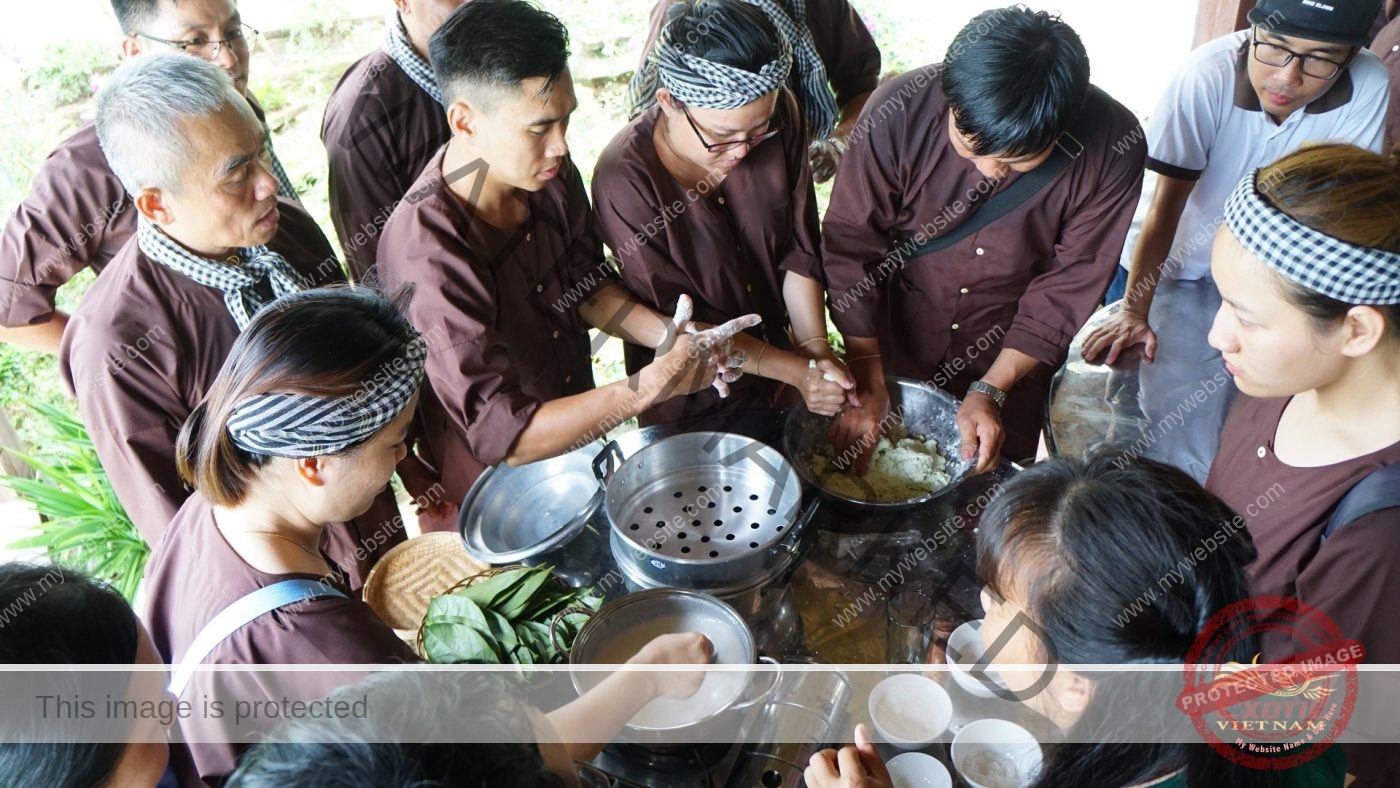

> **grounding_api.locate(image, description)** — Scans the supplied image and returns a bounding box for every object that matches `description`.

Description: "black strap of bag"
[903,86,1109,261]
[1320,464,1400,546]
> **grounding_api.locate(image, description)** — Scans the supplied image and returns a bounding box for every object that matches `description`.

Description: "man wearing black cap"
[1083,0,1388,364]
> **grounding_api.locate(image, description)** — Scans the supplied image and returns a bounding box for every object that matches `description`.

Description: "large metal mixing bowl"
[784,376,971,511]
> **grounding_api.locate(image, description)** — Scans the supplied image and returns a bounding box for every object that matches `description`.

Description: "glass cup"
[885,587,936,665]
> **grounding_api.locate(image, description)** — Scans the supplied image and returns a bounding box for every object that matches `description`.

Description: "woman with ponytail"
[807,453,1344,788]
[141,286,426,784]
[1204,143,1400,786]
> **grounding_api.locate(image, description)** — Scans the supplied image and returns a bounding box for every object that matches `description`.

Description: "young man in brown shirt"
[60,53,400,589]
[377,0,754,513]
[320,0,461,282]
[823,6,1146,473]
[0,0,299,355]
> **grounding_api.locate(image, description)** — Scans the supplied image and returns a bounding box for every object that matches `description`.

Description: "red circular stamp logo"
[1176,596,1363,769]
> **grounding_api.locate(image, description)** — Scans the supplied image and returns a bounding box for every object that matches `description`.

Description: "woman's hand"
[804,724,893,788]
[626,632,714,700]
[799,357,856,416]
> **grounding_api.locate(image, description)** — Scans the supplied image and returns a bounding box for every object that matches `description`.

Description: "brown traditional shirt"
[58,201,402,587]
[143,494,417,786]
[1206,395,1400,664]
[592,90,822,426]
[376,149,615,507]
[1369,16,1400,150]
[0,97,296,327]
[821,67,1145,456]
[321,49,451,283]
[638,0,880,136]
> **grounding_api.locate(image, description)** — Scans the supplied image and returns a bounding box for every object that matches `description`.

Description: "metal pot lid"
[605,432,803,562]
[459,441,604,563]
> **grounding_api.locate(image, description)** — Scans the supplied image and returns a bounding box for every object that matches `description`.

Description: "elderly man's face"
[127,0,250,95]
[159,103,282,256]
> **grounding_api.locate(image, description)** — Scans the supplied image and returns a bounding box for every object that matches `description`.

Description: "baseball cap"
[1247,0,1383,46]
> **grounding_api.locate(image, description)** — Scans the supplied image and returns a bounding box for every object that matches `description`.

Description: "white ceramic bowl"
[886,752,953,788]
[868,673,953,749]
[951,719,1043,788]
[945,620,1009,699]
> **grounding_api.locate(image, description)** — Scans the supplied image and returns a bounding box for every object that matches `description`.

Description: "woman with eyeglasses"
[593,0,854,427]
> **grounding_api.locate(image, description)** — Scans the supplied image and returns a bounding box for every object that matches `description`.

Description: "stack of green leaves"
[421,565,604,665]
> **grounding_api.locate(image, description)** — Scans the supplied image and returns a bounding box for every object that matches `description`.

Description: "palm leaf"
[1,403,148,600]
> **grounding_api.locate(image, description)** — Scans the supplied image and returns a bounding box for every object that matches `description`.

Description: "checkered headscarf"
[630,0,834,136]
[138,218,307,329]
[226,326,427,457]
[384,12,444,106]
[1224,170,1400,305]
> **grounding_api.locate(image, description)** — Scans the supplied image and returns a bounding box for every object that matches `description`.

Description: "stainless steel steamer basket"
[596,432,805,590]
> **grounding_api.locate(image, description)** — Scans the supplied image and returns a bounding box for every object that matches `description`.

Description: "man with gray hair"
[0,0,299,356]
[59,53,403,589]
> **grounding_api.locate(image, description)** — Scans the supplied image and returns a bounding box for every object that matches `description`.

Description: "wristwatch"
[968,380,1006,409]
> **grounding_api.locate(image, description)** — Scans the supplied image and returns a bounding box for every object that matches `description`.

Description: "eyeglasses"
[680,105,781,153]
[1251,29,1348,80]
[135,22,257,62]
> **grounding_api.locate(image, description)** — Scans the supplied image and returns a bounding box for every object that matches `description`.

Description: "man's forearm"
[0,312,67,355]
[1122,174,1195,316]
[978,348,1041,393]
[833,91,873,140]
[579,282,671,349]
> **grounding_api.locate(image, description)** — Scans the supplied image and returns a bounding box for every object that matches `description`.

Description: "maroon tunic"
[321,49,451,283]
[638,0,881,135]
[821,68,1146,458]
[1206,396,1400,664]
[0,97,290,327]
[376,150,614,509]
[592,90,822,426]
[143,493,417,786]
[1369,16,1400,151]
[58,200,403,588]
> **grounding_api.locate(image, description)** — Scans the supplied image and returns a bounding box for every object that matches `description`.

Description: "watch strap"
[968,380,1006,408]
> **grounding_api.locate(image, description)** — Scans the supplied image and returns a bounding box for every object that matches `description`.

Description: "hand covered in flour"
[626,632,715,700]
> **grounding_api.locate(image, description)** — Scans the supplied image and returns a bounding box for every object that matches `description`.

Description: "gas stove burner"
[587,741,738,788]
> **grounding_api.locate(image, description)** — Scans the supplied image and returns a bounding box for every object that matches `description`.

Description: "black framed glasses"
[1251,28,1348,80]
[135,22,258,61]
[680,105,781,153]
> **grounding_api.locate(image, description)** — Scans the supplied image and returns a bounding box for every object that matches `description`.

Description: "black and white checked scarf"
[1224,171,1400,305]
[383,13,444,106]
[265,139,298,202]
[137,218,306,329]
[227,327,427,457]
[629,0,836,138]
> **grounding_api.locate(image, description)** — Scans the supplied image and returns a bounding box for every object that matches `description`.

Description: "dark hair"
[109,0,159,32]
[941,6,1090,158]
[227,671,566,788]
[663,0,784,77]
[176,285,418,507]
[429,0,571,107]
[0,562,140,788]
[1255,143,1400,341]
[977,454,1275,788]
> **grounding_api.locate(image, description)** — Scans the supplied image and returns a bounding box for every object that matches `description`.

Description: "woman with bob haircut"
[807,453,1346,787]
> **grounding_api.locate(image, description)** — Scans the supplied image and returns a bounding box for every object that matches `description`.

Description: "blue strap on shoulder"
[169,578,347,697]
[1321,464,1400,545]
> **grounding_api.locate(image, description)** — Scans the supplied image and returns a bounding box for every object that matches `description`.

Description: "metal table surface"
[539,408,1058,786]
[1047,278,1236,483]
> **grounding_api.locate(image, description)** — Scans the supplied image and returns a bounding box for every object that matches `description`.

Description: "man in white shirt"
[1083,0,1388,364]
